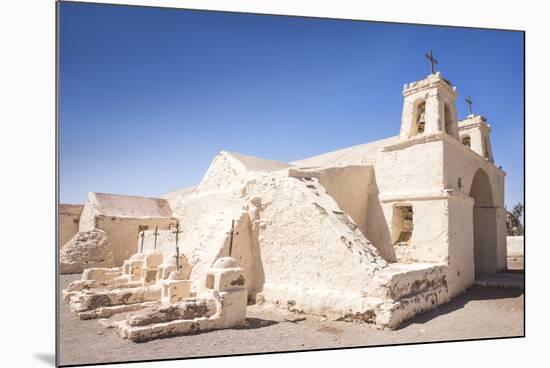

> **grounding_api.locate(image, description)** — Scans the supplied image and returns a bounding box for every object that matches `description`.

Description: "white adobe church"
[60,63,507,328]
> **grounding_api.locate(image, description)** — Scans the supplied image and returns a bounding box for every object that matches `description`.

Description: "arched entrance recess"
[469,169,498,275]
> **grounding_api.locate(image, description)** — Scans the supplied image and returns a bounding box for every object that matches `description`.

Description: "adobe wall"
[95,216,176,265]
[442,135,505,207]
[141,212,264,303]
[288,165,373,254]
[251,172,386,300]
[59,229,115,274]
[290,138,441,264]
[379,195,450,264]
[371,135,506,278]
[360,138,446,263]
[495,207,508,271]
[442,136,507,272]
[78,194,101,232]
[140,230,177,258]
[59,204,83,248]
[507,236,524,258]
[160,152,390,312]
[446,194,475,295]
[316,166,372,238]
[374,188,475,297]
[376,137,445,194]
[75,192,178,265]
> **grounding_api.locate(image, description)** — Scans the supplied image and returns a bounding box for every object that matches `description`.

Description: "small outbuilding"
[69,192,177,266]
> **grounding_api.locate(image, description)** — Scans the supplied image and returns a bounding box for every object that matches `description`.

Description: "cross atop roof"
[425,50,438,75]
[465,96,474,115]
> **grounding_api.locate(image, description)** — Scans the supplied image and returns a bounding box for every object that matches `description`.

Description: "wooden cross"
[227,219,239,256]
[172,221,183,270]
[153,226,159,250]
[139,230,145,253]
[425,50,438,74]
[465,96,474,115]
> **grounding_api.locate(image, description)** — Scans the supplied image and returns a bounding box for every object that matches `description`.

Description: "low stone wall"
[507,236,524,258]
[257,263,449,329]
[59,204,83,248]
[60,229,115,274]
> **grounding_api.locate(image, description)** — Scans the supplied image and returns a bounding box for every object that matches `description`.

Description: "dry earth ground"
[58,268,524,366]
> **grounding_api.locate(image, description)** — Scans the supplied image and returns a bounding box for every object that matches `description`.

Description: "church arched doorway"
[469,169,498,275]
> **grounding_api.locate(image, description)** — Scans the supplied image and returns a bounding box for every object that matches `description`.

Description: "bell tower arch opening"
[461,134,471,148]
[457,115,495,161]
[399,72,459,141]
[412,100,426,136]
[469,169,498,275]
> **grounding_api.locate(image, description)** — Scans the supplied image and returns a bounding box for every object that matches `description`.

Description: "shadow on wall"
[365,170,396,262]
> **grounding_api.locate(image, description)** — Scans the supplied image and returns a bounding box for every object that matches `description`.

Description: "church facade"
[60,71,507,328]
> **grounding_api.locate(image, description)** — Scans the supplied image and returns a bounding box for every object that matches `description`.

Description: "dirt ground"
[58,271,524,367]
[507,256,524,270]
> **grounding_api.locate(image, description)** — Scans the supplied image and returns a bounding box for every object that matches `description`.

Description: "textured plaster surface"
[507,236,524,258]
[60,229,115,274]
[59,204,83,248]
[59,73,508,331]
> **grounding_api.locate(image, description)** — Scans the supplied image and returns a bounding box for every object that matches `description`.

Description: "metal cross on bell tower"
[465,96,474,115]
[425,50,438,75]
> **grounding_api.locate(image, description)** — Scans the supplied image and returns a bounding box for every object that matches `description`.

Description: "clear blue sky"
[59,2,524,210]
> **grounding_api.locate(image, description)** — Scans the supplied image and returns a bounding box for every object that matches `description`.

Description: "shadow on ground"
[235,317,279,330]
[505,269,525,275]
[397,286,524,329]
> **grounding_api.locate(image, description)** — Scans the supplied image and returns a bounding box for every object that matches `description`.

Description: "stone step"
[475,272,524,289]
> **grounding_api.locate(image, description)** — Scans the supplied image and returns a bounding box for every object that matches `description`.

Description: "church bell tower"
[458,114,494,163]
[399,52,460,142]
